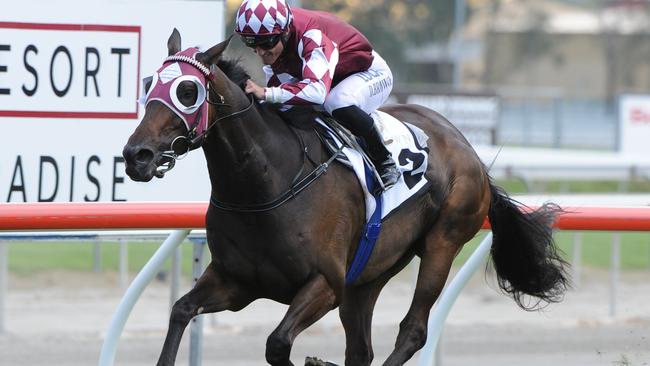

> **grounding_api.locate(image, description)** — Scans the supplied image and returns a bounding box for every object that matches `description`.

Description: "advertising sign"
[0,1,224,202]
[406,94,499,146]
[619,94,650,154]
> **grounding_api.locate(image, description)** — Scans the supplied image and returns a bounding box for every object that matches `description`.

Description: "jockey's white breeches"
[323,51,393,115]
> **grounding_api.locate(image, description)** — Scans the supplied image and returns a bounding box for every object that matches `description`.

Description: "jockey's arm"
[264,29,338,105]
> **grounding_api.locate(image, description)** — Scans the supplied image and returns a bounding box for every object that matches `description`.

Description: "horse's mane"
[215,57,317,124]
[215,57,284,117]
[217,58,250,91]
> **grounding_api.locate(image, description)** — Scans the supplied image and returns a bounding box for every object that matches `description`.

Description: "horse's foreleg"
[266,274,338,366]
[338,276,390,366]
[157,262,252,366]
[382,231,461,366]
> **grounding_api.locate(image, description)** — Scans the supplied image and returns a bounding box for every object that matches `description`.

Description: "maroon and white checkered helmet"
[234,0,293,36]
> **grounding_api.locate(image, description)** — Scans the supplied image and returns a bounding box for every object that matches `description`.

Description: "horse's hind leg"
[266,274,338,366]
[383,206,485,365]
[157,262,252,366]
[339,251,414,366]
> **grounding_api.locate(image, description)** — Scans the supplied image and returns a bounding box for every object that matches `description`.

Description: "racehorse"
[122,29,569,366]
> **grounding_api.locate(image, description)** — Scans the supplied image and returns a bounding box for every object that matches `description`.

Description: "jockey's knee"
[323,90,361,115]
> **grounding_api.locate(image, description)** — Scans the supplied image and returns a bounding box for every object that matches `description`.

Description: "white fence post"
[170,244,182,313]
[98,229,191,366]
[93,239,102,273]
[609,233,621,318]
[189,239,206,366]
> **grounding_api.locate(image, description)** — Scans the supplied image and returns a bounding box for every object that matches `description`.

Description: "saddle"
[276,105,431,216]
[278,106,385,190]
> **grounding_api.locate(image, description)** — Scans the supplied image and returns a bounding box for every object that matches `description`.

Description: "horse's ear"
[168,28,181,56]
[198,34,234,65]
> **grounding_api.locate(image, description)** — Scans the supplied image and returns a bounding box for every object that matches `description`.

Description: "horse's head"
[123,29,230,181]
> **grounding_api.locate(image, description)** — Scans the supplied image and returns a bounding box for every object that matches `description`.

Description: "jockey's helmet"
[235,0,293,41]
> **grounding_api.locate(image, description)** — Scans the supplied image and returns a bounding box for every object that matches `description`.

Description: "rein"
[210,128,343,213]
[203,98,344,212]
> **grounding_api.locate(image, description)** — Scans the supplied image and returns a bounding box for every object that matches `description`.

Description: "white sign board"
[0,0,224,202]
[406,94,499,146]
[619,94,650,154]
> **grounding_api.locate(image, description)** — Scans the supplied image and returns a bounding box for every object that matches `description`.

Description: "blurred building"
[465,0,650,100]
[405,0,650,100]
[401,0,650,149]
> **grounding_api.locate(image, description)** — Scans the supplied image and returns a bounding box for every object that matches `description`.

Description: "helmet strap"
[280,27,291,47]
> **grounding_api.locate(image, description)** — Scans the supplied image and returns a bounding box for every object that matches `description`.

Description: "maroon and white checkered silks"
[264,28,338,105]
[141,48,210,136]
[251,7,377,108]
[235,0,292,36]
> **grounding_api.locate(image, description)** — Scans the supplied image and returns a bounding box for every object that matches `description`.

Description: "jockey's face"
[253,37,284,65]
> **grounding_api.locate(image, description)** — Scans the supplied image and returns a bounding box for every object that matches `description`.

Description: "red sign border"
[0,21,141,119]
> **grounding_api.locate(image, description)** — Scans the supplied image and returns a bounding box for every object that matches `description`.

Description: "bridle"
[156,66,255,176]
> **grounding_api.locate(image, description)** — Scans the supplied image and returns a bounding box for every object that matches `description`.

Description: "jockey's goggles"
[241,34,282,50]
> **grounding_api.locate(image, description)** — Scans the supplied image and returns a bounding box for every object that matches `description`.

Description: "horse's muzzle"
[122,145,158,182]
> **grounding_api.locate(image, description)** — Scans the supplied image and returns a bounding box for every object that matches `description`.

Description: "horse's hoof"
[305,356,338,366]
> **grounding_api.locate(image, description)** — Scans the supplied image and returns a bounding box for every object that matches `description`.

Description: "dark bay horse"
[122,29,568,366]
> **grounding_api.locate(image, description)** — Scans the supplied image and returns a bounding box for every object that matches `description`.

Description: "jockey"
[234,0,401,191]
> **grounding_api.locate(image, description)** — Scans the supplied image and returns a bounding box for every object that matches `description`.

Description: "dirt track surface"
[1,268,649,366]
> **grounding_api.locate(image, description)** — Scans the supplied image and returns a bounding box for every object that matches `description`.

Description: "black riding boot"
[331,105,401,191]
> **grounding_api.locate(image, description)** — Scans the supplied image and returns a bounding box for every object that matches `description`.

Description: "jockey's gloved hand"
[245,79,266,100]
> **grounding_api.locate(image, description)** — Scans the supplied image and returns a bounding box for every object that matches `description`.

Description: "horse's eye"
[176,81,198,107]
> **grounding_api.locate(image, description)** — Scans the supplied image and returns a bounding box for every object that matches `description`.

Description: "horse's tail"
[487,181,569,310]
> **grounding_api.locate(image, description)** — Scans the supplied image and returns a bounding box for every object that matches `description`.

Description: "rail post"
[610,233,621,317]
[93,238,102,273]
[170,244,182,313]
[98,229,191,366]
[189,238,207,366]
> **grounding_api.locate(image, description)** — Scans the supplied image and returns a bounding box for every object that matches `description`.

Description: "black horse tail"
[487,181,569,310]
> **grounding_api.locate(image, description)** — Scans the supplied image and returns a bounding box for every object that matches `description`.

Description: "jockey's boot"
[331,105,401,191]
[365,123,401,190]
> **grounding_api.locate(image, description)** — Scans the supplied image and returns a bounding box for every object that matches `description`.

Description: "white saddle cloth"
[316,111,430,221]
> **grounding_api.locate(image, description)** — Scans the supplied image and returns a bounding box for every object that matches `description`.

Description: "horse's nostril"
[134,149,154,164]
[123,145,155,166]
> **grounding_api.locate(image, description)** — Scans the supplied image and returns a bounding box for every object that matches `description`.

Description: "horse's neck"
[204,89,301,203]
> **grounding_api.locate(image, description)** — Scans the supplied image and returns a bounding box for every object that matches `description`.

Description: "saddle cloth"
[315,110,430,222]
